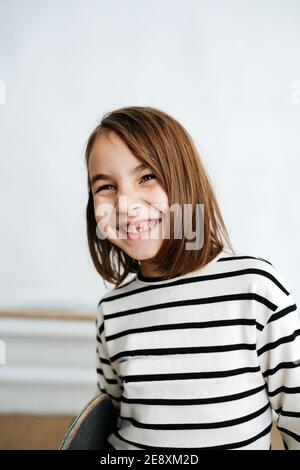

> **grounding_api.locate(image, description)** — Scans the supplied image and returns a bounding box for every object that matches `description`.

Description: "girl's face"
[88,131,170,276]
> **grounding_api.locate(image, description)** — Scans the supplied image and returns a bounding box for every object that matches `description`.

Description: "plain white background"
[0,0,299,314]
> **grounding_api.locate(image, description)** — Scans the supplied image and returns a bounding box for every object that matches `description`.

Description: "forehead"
[88,132,139,173]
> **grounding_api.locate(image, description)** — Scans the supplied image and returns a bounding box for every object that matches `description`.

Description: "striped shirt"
[95,247,300,450]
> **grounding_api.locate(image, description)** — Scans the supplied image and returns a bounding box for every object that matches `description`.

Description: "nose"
[116,194,145,219]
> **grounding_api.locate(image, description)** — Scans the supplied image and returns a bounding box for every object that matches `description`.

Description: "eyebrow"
[90,163,148,187]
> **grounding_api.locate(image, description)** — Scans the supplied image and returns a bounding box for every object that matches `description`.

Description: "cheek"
[94,201,113,234]
[94,205,121,241]
[153,189,171,234]
[96,217,118,241]
[150,187,169,210]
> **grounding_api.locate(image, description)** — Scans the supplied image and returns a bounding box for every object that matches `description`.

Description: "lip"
[118,218,161,240]
[117,218,161,231]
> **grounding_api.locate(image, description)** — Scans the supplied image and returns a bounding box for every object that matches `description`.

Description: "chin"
[126,245,162,261]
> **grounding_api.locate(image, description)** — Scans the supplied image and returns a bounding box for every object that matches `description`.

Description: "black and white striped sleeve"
[95,304,123,411]
[256,268,300,450]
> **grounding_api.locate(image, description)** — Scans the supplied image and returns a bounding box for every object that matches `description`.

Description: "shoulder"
[220,248,291,303]
[221,249,297,333]
[96,274,138,320]
[219,247,276,273]
[225,248,294,316]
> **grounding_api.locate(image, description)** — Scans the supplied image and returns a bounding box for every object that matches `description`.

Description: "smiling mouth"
[117,219,161,240]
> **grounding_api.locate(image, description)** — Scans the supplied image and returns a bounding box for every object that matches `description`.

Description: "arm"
[95,304,123,411]
[256,270,300,449]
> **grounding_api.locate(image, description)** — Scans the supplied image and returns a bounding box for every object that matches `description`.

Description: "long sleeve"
[95,304,123,411]
[256,270,300,450]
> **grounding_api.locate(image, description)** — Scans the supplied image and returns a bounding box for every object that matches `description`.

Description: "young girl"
[85,106,300,450]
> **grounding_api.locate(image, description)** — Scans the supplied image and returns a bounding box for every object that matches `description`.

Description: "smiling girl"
[85,106,300,450]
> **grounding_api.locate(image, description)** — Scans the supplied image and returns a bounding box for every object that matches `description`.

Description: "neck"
[138,261,163,278]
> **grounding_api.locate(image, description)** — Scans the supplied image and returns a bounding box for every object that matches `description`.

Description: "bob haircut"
[85,106,236,288]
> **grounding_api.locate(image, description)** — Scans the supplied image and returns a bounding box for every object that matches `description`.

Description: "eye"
[141,173,156,183]
[95,174,156,193]
[95,184,114,193]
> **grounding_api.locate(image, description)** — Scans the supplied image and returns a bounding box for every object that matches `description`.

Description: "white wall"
[0,315,98,414]
[0,0,299,310]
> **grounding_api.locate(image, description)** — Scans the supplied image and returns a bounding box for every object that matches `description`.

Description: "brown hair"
[85,106,236,288]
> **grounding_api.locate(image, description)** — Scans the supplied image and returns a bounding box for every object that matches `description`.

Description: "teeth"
[126,220,157,233]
